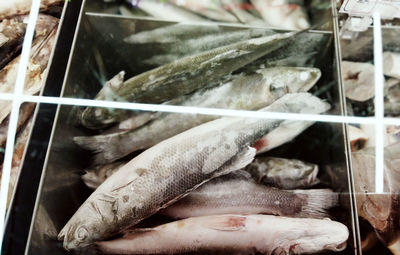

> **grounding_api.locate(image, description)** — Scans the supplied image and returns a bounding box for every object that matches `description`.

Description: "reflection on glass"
[349,124,400,255]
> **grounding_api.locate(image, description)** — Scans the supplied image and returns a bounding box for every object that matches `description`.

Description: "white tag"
[339,0,400,19]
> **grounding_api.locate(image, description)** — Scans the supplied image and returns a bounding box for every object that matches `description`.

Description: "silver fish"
[250,0,310,30]
[160,170,336,219]
[245,157,319,189]
[81,31,297,128]
[82,161,127,190]
[58,93,330,249]
[75,67,321,164]
[97,214,349,254]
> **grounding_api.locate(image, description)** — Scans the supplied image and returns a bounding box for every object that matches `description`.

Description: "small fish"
[0,17,26,70]
[245,157,319,189]
[82,161,127,190]
[383,52,400,80]
[342,61,375,102]
[133,0,208,22]
[58,93,330,249]
[97,214,349,254]
[169,0,239,22]
[81,31,297,129]
[75,67,321,164]
[160,170,336,219]
[250,0,310,30]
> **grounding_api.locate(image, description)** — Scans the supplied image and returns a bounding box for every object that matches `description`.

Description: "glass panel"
[28,102,356,254]
[348,123,400,255]
[0,101,36,209]
[83,0,333,31]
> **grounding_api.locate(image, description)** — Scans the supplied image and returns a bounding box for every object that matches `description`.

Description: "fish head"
[82,171,102,189]
[58,199,116,250]
[259,67,321,99]
[81,107,120,129]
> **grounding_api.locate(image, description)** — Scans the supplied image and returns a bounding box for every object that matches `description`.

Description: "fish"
[133,0,208,22]
[137,28,277,67]
[82,161,127,190]
[342,61,375,102]
[0,102,35,148]
[348,125,368,152]
[96,214,349,254]
[244,157,320,189]
[81,31,298,129]
[253,120,317,154]
[0,17,26,70]
[75,67,321,164]
[160,170,337,219]
[0,0,64,20]
[250,0,310,30]
[383,52,400,79]
[351,144,400,250]
[169,0,239,22]
[0,57,41,124]
[58,93,330,249]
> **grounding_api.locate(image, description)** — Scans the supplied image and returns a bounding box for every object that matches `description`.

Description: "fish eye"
[75,226,89,242]
[270,82,289,95]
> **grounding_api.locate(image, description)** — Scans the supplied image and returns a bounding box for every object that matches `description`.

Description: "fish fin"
[73,131,131,165]
[206,215,247,232]
[218,146,256,175]
[122,228,155,239]
[294,189,339,218]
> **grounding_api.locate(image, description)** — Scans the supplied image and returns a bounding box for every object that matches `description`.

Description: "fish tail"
[73,133,130,165]
[294,189,339,218]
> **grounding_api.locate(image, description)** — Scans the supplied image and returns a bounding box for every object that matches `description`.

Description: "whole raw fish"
[160,170,336,219]
[250,0,310,30]
[97,214,349,254]
[81,31,297,128]
[245,157,319,189]
[58,93,330,249]
[75,67,321,164]
[82,161,126,189]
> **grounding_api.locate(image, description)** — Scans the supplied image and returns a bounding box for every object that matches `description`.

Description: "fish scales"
[81,32,296,128]
[160,171,337,219]
[59,93,330,249]
[75,67,321,164]
[97,214,349,255]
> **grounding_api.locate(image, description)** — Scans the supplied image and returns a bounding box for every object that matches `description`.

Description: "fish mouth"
[323,241,347,252]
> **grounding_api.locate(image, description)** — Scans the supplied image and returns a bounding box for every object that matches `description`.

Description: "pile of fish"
[0,1,61,207]
[56,22,350,254]
[101,0,332,31]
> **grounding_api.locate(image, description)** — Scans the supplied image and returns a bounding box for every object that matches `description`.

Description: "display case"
[2,0,399,254]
